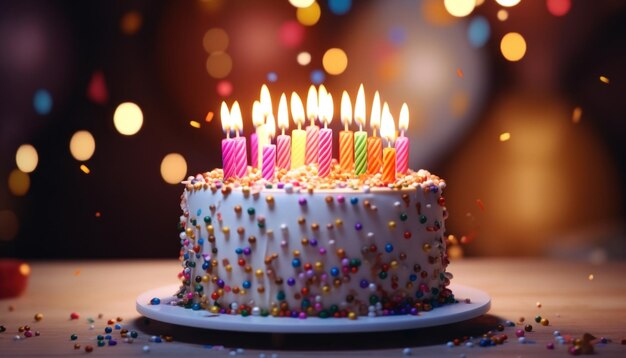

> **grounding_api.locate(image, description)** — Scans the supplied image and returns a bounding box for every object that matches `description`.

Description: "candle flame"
[341,91,353,127]
[320,92,333,126]
[399,102,409,131]
[318,84,328,112]
[230,101,243,134]
[252,100,264,127]
[220,101,231,133]
[370,91,381,130]
[260,84,273,119]
[354,84,366,127]
[306,85,318,123]
[277,93,289,130]
[290,92,305,126]
[266,113,276,139]
[380,102,396,143]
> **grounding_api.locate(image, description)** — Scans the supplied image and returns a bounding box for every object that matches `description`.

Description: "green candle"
[354,130,367,175]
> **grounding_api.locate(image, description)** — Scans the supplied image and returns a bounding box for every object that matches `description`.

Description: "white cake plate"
[137,284,489,333]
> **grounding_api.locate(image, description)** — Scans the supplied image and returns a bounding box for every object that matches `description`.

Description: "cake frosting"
[175,163,454,318]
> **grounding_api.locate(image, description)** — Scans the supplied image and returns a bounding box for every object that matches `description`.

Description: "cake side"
[175,167,453,318]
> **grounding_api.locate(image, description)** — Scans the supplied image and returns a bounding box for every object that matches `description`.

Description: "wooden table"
[1,259,625,356]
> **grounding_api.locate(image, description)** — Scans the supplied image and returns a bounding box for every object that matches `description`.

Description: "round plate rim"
[136,283,490,333]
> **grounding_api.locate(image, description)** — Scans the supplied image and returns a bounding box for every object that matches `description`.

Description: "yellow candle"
[290,92,306,169]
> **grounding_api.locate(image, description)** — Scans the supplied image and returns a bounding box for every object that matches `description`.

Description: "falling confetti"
[475,199,485,211]
[572,106,582,123]
[189,121,201,129]
[80,165,90,174]
[499,132,511,141]
[205,112,214,123]
[599,75,609,84]
[456,68,464,78]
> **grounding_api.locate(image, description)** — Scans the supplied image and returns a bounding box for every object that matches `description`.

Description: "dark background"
[1,0,625,259]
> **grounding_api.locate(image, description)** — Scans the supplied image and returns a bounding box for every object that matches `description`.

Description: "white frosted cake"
[174,164,454,318]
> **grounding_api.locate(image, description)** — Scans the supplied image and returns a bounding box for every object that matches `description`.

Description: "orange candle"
[367,91,382,174]
[380,102,396,184]
[339,91,354,173]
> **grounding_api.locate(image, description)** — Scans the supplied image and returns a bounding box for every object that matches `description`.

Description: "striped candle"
[354,131,367,175]
[221,138,235,180]
[234,137,247,177]
[262,144,276,181]
[305,124,319,165]
[339,131,353,173]
[382,147,396,184]
[395,136,409,175]
[318,128,332,177]
[276,135,291,170]
[250,133,258,169]
[367,136,382,174]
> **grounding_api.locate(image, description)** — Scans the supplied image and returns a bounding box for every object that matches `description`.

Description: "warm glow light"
[230,101,243,134]
[0,210,19,241]
[500,32,527,62]
[160,153,187,184]
[306,85,318,122]
[380,102,396,143]
[495,0,521,7]
[260,84,273,118]
[277,93,289,131]
[370,91,381,130]
[80,164,91,174]
[599,76,610,84]
[572,106,582,124]
[320,92,333,126]
[190,120,201,128]
[497,9,509,21]
[398,103,409,131]
[290,92,305,127]
[296,1,321,26]
[220,102,231,133]
[547,0,571,17]
[206,52,232,79]
[203,28,229,53]
[289,0,315,8]
[8,169,29,196]
[120,11,143,35]
[354,84,366,128]
[500,132,511,141]
[322,48,348,75]
[297,52,311,66]
[69,130,96,161]
[252,101,264,127]
[266,113,276,139]
[318,84,328,113]
[113,102,143,135]
[443,0,476,18]
[15,144,38,173]
[340,91,353,127]
[19,263,30,276]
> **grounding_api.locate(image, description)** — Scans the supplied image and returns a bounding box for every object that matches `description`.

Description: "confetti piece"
[456,68,464,78]
[588,274,594,280]
[205,111,214,123]
[80,164,90,174]
[190,120,201,128]
[536,301,542,308]
[572,106,582,124]
[599,75,609,84]
[499,132,511,142]
[475,199,485,211]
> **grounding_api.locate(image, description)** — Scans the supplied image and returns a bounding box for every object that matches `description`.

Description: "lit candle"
[262,112,276,182]
[318,91,333,177]
[258,84,273,168]
[380,102,396,185]
[290,92,306,169]
[276,93,291,171]
[339,91,354,173]
[230,101,248,178]
[395,103,410,175]
[220,101,235,180]
[305,85,319,166]
[367,91,382,175]
[250,101,263,170]
[354,84,367,176]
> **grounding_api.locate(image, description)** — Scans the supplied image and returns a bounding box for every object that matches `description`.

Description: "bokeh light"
[160,153,187,184]
[8,169,30,196]
[279,21,305,48]
[547,0,571,17]
[120,11,143,35]
[322,48,348,75]
[310,69,325,84]
[15,144,38,173]
[206,52,233,79]
[328,0,352,15]
[267,72,278,83]
[296,1,321,26]
[289,0,315,8]
[497,9,509,21]
[500,32,527,62]
[216,80,233,97]
[80,164,90,174]
[422,0,457,26]
[33,89,52,115]
[495,0,521,7]
[389,26,407,47]
[467,16,490,48]
[297,51,312,66]
[113,102,144,135]
[572,106,582,124]
[499,132,511,141]
[203,28,229,53]
[87,71,108,104]
[69,130,96,161]
[0,210,19,241]
[443,0,476,18]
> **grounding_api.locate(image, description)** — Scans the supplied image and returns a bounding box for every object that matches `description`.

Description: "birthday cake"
[174,85,454,318]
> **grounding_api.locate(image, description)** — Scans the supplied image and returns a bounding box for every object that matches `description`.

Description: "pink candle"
[250,132,258,169]
[262,144,276,181]
[276,135,291,170]
[318,128,332,177]
[395,136,409,175]
[305,124,319,165]
[234,136,248,178]
[221,138,235,180]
